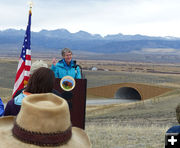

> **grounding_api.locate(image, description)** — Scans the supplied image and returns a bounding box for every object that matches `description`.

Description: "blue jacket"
[51,59,81,79]
[14,92,28,105]
[4,90,63,116]
[4,91,29,116]
[0,98,4,116]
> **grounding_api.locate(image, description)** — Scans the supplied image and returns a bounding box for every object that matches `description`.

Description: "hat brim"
[0,116,91,148]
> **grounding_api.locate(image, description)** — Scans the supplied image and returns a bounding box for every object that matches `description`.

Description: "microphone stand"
[73,60,84,79]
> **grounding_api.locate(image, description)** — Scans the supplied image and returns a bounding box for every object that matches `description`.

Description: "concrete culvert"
[115,87,141,100]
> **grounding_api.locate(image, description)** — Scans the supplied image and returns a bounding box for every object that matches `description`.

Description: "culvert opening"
[115,87,141,100]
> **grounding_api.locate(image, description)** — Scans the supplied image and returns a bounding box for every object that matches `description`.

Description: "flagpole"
[12,3,32,98]
[29,1,33,14]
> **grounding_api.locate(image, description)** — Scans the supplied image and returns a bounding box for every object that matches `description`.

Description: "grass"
[85,89,180,147]
[86,124,168,148]
[0,60,17,89]
[0,87,12,103]
[1,58,180,147]
[84,70,180,88]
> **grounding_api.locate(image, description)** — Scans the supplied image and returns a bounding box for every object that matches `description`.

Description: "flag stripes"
[12,10,32,98]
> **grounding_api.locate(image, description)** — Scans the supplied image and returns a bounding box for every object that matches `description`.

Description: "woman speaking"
[51,48,82,79]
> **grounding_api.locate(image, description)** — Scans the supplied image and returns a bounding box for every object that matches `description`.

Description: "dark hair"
[24,67,55,93]
[176,103,180,124]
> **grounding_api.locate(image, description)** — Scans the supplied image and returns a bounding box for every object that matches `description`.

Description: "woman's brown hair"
[24,67,55,93]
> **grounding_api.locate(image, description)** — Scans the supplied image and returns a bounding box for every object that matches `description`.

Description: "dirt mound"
[87,83,173,100]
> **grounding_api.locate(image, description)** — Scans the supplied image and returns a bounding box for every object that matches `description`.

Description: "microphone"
[72,60,84,78]
[73,60,77,68]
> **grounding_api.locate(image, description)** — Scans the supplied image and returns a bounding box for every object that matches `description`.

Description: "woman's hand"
[52,58,57,66]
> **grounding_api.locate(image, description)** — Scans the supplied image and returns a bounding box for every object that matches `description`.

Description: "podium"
[54,78,87,129]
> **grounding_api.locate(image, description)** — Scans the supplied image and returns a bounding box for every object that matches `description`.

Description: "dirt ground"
[85,89,180,148]
[1,58,180,147]
[86,89,180,127]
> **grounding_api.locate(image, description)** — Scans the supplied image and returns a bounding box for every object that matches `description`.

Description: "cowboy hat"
[0,93,91,148]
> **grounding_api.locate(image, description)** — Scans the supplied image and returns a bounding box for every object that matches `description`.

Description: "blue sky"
[0,0,180,37]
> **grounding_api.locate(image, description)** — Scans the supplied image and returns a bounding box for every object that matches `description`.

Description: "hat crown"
[16,93,71,133]
[30,60,48,74]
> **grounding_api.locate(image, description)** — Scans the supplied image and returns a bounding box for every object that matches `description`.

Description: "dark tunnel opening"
[115,87,141,100]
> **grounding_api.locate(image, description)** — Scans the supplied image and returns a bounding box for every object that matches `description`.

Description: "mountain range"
[1,29,180,54]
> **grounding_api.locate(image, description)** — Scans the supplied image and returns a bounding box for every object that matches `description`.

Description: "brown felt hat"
[0,93,91,148]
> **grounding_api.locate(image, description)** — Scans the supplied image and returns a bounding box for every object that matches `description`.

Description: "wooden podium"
[54,78,87,129]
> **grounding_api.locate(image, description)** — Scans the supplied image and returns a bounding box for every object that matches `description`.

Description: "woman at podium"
[51,48,81,79]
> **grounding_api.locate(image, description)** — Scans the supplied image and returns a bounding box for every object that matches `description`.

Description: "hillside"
[1,29,180,55]
[86,89,179,148]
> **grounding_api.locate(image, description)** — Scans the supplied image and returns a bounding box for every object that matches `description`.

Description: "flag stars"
[12,9,31,97]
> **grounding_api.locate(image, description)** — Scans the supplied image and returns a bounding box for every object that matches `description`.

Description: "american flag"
[12,10,32,97]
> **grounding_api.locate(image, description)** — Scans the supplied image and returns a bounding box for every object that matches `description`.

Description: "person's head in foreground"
[23,60,48,86]
[176,103,180,124]
[30,60,48,75]
[25,67,55,93]
[0,93,91,148]
[166,103,180,133]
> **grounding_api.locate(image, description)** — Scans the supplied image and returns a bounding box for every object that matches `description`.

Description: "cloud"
[1,0,180,37]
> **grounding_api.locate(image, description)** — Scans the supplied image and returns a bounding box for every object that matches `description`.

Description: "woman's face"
[63,52,72,64]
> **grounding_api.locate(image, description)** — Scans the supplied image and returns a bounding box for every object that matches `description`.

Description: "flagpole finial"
[29,1,33,10]
[28,1,33,14]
